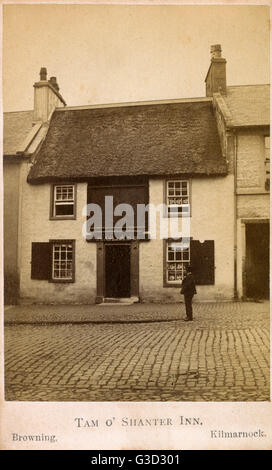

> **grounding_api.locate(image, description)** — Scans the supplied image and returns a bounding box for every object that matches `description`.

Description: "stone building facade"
[3,45,269,305]
[3,70,66,303]
[210,47,270,300]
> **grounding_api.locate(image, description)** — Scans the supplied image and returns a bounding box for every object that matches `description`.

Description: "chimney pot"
[49,76,59,92]
[40,67,47,81]
[205,44,226,96]
[210,44,222,59]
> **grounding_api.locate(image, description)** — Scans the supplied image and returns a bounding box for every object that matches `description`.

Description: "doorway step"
[101,296,139,305]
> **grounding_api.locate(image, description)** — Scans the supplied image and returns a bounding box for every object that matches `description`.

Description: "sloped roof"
[27,99,227,183]
[223,85,270,127]
[3,110,34,155]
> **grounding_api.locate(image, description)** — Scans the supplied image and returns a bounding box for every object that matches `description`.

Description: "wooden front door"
[105,244,131,298]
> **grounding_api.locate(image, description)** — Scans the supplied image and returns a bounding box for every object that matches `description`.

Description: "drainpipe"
[233,131,238,300]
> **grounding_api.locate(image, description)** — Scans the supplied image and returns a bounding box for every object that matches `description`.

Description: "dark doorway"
[245,223,269,299]
[105,244,131,298]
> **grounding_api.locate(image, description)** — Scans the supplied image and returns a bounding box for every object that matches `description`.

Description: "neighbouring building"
[210,45,270,299]
[3,69,66,303]
[3,45,269,304]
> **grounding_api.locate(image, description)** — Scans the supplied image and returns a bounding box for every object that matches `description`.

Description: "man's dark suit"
[181,273,197,320]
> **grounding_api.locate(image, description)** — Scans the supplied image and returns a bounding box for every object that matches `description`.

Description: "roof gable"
[223,85,270,127]
[4,110,34,155]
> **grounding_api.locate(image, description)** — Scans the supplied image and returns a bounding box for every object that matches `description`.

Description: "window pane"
[55,203,74,216]
[168,263,176,270]
[176,251,182,261]
[168,271,176,281]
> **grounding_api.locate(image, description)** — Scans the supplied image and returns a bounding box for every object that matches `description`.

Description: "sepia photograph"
[1,0,271,451]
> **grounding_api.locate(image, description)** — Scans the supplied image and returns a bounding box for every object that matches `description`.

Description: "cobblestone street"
[4,301,270,402]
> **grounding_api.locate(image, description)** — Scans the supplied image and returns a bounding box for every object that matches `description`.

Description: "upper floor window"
[166,180,190,216]
[264,136,270,191]
[51,184,76,219]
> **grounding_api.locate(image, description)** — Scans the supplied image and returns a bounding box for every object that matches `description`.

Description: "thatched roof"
[28,99,227,183]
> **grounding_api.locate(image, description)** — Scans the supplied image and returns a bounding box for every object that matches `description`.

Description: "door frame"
[240,218,269,300]
[96,240,139,302]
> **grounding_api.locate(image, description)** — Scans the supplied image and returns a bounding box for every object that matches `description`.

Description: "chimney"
[205,44,227,97]
[33,67,66,122]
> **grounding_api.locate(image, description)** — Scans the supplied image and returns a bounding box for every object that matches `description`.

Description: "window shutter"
[190,240,215,285]
[31,242,51,280]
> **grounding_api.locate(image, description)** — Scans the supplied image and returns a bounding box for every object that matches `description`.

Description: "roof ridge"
[55,96,212,112]
[227,84,270,89]
[4,109,33,114]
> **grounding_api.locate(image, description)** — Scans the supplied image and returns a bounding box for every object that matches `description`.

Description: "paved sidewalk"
[4,300,270,327]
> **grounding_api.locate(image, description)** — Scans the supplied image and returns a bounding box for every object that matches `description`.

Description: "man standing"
[180,265,197,321]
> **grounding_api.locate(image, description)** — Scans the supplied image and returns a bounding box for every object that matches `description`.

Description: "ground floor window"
[164,238,215,287]
[166,240,190,283]
[52,242,74,281]
[31,240,75,282]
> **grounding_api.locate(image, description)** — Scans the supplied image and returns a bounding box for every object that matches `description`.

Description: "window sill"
[163,208,191,218]
[50,215,76,221]
[163,282,182,288]
[163,215,191,219]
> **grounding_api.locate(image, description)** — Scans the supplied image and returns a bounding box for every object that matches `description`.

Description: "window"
[163,239,215,287]
[52,184,76,218]
[31,240,75,282]
[52,242,74,281]
[166,240,190,284]
[166,180,190,216]
[264,137,270,191]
